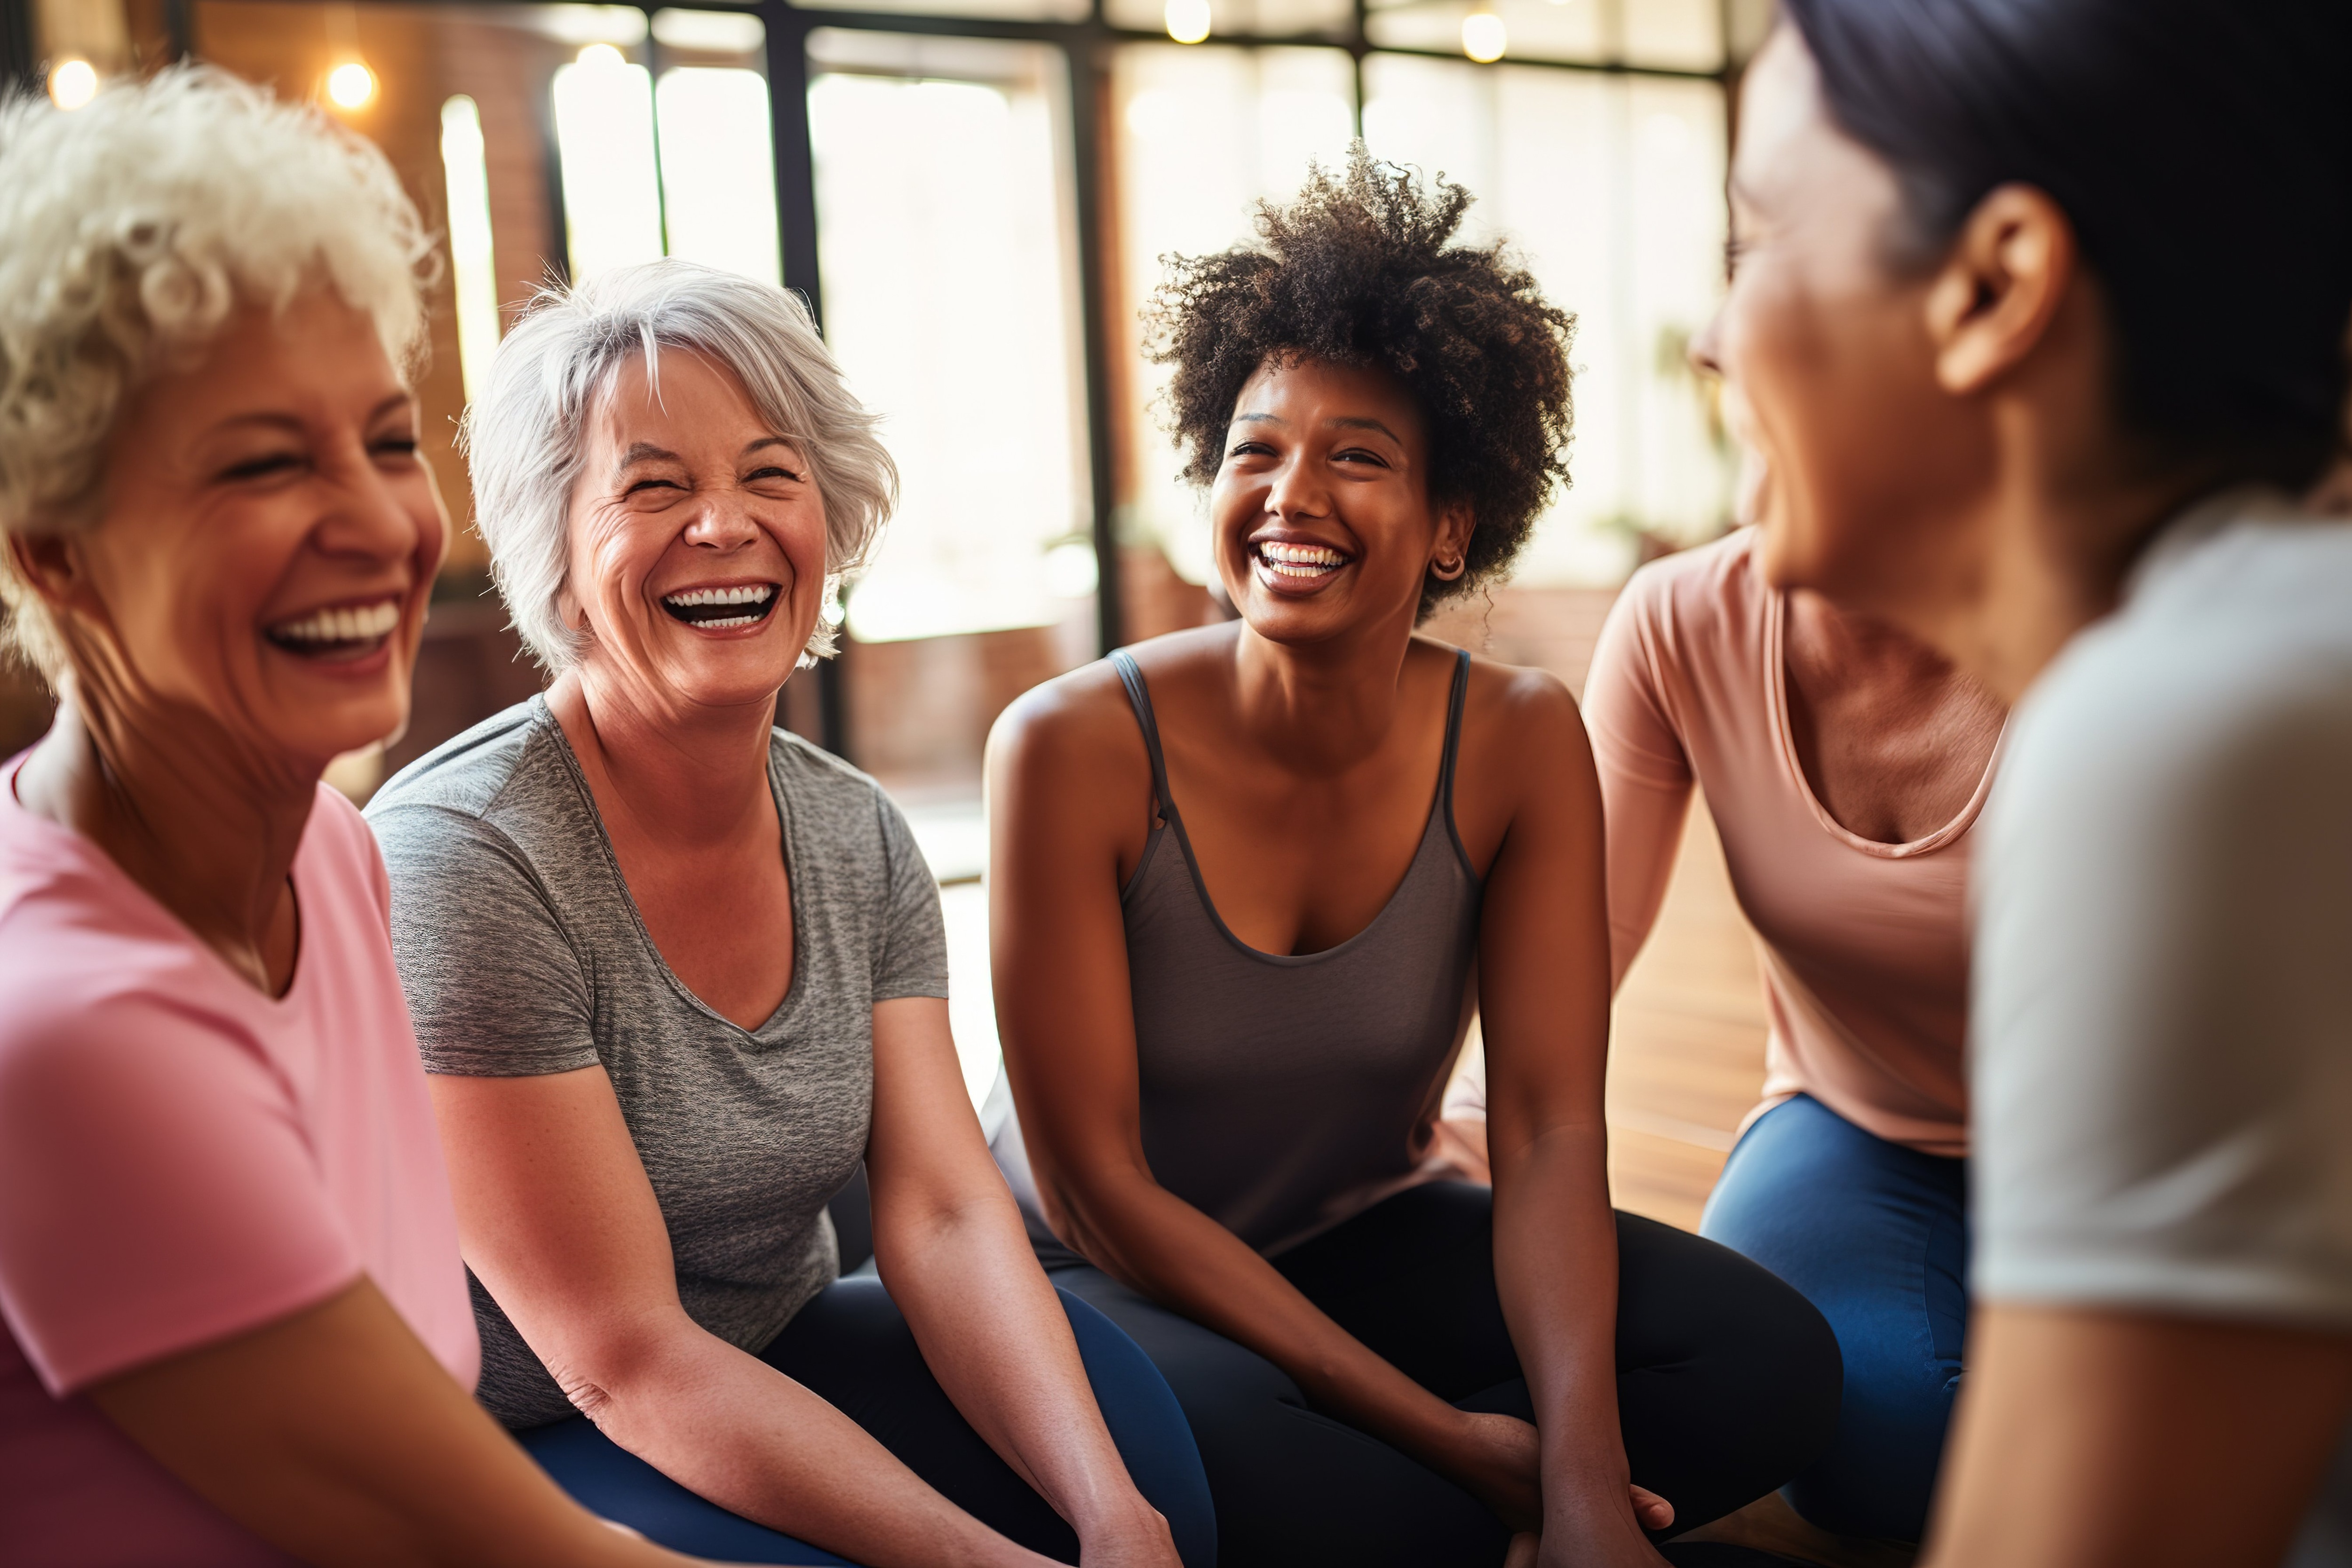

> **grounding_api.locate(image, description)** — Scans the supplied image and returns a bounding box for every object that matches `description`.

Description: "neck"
[1227,610,1421,774]
[549,663,778,847]
[17,683,318,961]
[1879,407,2221,706]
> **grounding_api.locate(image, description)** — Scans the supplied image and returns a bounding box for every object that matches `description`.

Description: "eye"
[1333,446,1392,468]
[623,475,686,497]
[218,451,303,482]
[1226,439,1275,460]
[747,464,803,485]
[371,434,421,461]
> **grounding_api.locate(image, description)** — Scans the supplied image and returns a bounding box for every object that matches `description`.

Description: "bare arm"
[1478,673,1671,1568]
[88,1278,705,1568]
[427,1066,1066,1568]
[985,672,1536,1527]
[1579,586,1697,992]
[865,995,1177,1565]
[1924,1305,2352,1568]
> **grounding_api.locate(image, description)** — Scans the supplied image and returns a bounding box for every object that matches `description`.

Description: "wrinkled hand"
[1078,1504,1183,1568]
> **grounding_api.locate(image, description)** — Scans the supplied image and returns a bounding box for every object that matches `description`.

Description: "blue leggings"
[519,1275,1216,1566]
[1700,1094,1969,1543]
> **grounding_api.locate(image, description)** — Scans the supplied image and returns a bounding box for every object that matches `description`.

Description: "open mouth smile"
[1252,539,1352,588]
[263,597,403,662]
[661,582,780,631]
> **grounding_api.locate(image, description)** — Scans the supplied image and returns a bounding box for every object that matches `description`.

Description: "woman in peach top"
[1581,512,2002,1545]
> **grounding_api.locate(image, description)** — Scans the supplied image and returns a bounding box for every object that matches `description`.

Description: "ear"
[1434,499,1476,566]
[8,529,96,619]
[1923,183,2078,397]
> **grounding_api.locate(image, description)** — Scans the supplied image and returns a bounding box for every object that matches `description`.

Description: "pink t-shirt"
[1583,530,1992,1157]
[0,760,478,1566]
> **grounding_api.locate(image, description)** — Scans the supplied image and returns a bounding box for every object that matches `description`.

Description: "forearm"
[577,1322,1045,1568]
[89,1281,692,1568]
[878,1189,1158,1538]
[1057,1165,1465,1460]
[1492,1125,1635,1518]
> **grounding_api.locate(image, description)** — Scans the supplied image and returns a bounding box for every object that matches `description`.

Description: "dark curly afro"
[1143,145,1575,621]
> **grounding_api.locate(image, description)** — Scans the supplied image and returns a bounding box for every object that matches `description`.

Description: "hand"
[1077,1502,1183,1568]
[1533,1482,1675,1568]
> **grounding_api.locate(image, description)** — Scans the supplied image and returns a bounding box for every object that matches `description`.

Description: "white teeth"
[662,584,776,608]
[1255,541,1346,571]
[691,613,764,629]
[267,598,401,644]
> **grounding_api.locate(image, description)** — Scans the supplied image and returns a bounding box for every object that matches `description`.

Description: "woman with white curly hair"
[0,68,723,1567]
[363,259,1211,1568]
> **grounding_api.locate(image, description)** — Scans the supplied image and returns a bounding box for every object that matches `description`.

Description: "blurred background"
[0,0,1778,1229]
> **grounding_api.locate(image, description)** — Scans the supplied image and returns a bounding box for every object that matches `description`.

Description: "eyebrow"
[1228,412,1404,443]
[614,441,680,475]
[204,392,414,440]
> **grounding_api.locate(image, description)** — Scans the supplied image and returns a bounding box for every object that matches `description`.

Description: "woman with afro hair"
[985,150,1841,1568]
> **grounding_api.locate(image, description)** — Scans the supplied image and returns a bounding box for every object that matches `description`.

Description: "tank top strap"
[1110,649,1178,823]
[1437,648,1475,876]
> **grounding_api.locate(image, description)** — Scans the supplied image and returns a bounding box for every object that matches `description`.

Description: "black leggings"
[1049,1182,1841,1568]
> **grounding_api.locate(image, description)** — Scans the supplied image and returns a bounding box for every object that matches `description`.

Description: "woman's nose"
[1265,456,1327,518]
[684,489,763,548]
[1689,312,1724,378]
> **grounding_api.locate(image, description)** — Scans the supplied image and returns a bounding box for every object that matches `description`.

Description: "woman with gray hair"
[366,259,1211,1568]
[0,68,720,1567]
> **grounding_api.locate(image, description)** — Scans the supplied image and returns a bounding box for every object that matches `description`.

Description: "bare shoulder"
[1446,645,1589,756]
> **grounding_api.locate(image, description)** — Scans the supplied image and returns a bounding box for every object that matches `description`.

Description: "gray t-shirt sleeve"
[1973,604,2352,1327]
[870,792,950,1003]
[373,804,600,1077]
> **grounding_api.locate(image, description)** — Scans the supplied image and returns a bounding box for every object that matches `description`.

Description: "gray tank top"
[1109,646,1483,1256]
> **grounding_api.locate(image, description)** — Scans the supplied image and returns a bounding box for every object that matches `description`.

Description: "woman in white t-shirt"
[1695,2,2352,1566]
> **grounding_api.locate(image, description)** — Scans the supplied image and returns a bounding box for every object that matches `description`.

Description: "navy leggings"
[519,1275,1216,1566]
[1700,1094,1969,1543]
[1050,1181,1842,1568]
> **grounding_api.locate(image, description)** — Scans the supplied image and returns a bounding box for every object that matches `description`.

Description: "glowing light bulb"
[48,58,99,111]
[327,60,375,108]
[578,42,627,68]
[1461,8,1507,61]
[1164,0,1212,45]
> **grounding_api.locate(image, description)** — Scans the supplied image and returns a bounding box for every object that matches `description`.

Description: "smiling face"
[1695,27,1998,610]
[18,290,445,770]
[1210,357,1470,649]
[559,349,826,719]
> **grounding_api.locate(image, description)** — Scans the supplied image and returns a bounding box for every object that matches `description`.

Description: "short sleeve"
[0,992,359,1394]
[371,804,599,1077]
[1973,643,2352,1326]
[871,793,949,1003]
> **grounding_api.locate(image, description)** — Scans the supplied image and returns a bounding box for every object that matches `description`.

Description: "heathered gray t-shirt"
[366,697,947,1428]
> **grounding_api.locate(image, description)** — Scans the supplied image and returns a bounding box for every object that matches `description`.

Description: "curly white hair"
[464,260,896,671]
[0,64,435,677]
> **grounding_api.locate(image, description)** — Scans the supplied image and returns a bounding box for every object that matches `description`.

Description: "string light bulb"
[326,60,376,108]
[1165,0,1212,45]
[48,58,99,110]
[1461,7,1507,61]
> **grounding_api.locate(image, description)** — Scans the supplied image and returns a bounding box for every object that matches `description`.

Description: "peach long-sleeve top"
[1584,529,1990,1158]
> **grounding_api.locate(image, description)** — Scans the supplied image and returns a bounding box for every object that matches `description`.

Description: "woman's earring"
[1431,555,1467,582]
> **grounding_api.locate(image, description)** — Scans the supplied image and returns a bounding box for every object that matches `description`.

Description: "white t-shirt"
[1973,488,2352,1566]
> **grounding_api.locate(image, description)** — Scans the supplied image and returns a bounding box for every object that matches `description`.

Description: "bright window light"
[552,50,664,282]
[48,58,99,111]
[327,59,376,108]
[1165,0,1212,44]
[438,96,501,404]
[655,68,781,286]
[808,66,1088,644]
[1461,10,1508,62]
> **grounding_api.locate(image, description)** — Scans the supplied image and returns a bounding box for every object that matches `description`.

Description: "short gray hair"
[0,65,434,678]
[464,260,895,671]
